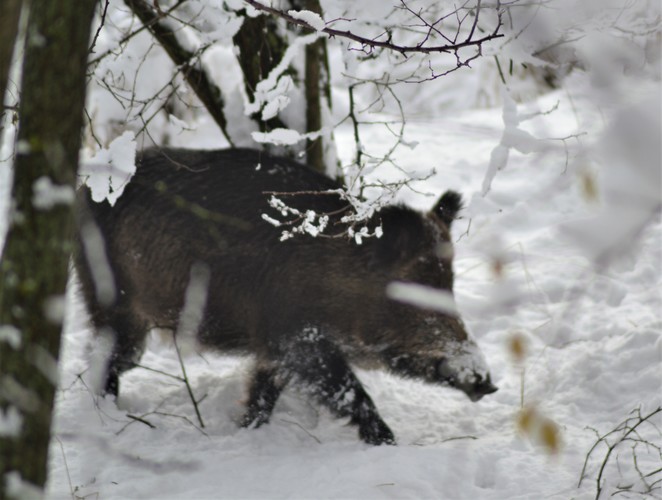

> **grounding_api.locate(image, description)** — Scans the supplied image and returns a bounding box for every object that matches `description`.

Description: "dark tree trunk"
[0,0,97,496]
[301,0,329,173]
[233,10,290,133]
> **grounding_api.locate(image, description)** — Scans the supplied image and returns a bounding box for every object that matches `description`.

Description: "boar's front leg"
[282,326,396,446]
[241,365,286,429]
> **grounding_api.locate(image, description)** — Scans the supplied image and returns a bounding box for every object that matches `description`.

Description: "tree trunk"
[233,10,290,133]
[0,0,97,497]
[300,0,330,174]
[0,0,22,131]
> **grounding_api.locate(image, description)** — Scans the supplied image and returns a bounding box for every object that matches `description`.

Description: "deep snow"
[1,78,661,500]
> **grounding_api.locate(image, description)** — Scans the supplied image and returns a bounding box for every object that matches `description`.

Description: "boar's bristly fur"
[75,147,497,446]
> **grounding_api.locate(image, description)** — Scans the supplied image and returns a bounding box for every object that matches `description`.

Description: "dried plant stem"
[173,334,206,429]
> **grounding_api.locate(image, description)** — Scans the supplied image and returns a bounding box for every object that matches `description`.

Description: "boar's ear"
[375,206,427,263]
[432,190,463,228]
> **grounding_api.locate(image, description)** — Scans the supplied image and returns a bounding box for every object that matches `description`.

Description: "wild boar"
[75,147,497,445]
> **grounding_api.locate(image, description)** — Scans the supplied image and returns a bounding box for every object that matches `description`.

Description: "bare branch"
[244,0,504,55]
[88,0,190,67]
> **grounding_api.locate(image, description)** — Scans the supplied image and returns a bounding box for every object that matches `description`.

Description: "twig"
[54,436,76,500]
[152,411,209,436]
[441,435,479,442]
[88,0,110,54]
[126,414,157,429]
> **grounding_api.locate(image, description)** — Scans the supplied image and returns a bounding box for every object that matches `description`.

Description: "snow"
[266,195,330,240]
[244,33,321,119]
[252,127,305,146]
[4,471,43,500]
[288,9,326,32]
[80,131,137,206]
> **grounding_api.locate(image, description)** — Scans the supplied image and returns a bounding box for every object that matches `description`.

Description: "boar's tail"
[432,190,463,228]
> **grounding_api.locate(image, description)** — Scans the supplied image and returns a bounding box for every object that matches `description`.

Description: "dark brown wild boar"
[75,147,497,445]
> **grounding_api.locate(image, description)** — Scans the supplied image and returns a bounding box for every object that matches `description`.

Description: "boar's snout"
[465,374,498,402]
[437,358,498,402]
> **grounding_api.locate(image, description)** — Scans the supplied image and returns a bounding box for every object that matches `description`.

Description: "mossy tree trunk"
[0,0,97,497]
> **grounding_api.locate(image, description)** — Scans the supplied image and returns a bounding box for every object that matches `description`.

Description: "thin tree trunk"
[301,0,328,173]
[0,0,97,496]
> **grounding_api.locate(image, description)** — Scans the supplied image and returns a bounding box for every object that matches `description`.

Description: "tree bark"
[0,0,97,496]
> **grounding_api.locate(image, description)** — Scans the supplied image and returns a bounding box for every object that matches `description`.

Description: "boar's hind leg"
[285,331,396,446]
[241,366,286,429]
[93,308,148,397]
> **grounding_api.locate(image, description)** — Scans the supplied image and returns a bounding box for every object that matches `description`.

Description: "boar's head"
[375,190,498,402]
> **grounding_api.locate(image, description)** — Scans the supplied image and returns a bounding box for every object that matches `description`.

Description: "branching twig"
[88,0,190,66]
[89,0,111,54]
[578,406,662,499]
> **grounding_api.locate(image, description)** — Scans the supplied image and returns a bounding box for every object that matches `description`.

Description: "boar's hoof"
[240,409,271,429]
[103,371,119,398]
[356,418,396,446]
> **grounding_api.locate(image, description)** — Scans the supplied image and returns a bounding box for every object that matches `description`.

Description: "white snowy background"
[1,0,660,499]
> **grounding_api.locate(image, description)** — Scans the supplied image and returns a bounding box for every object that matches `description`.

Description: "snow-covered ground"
[1,78,660,499]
